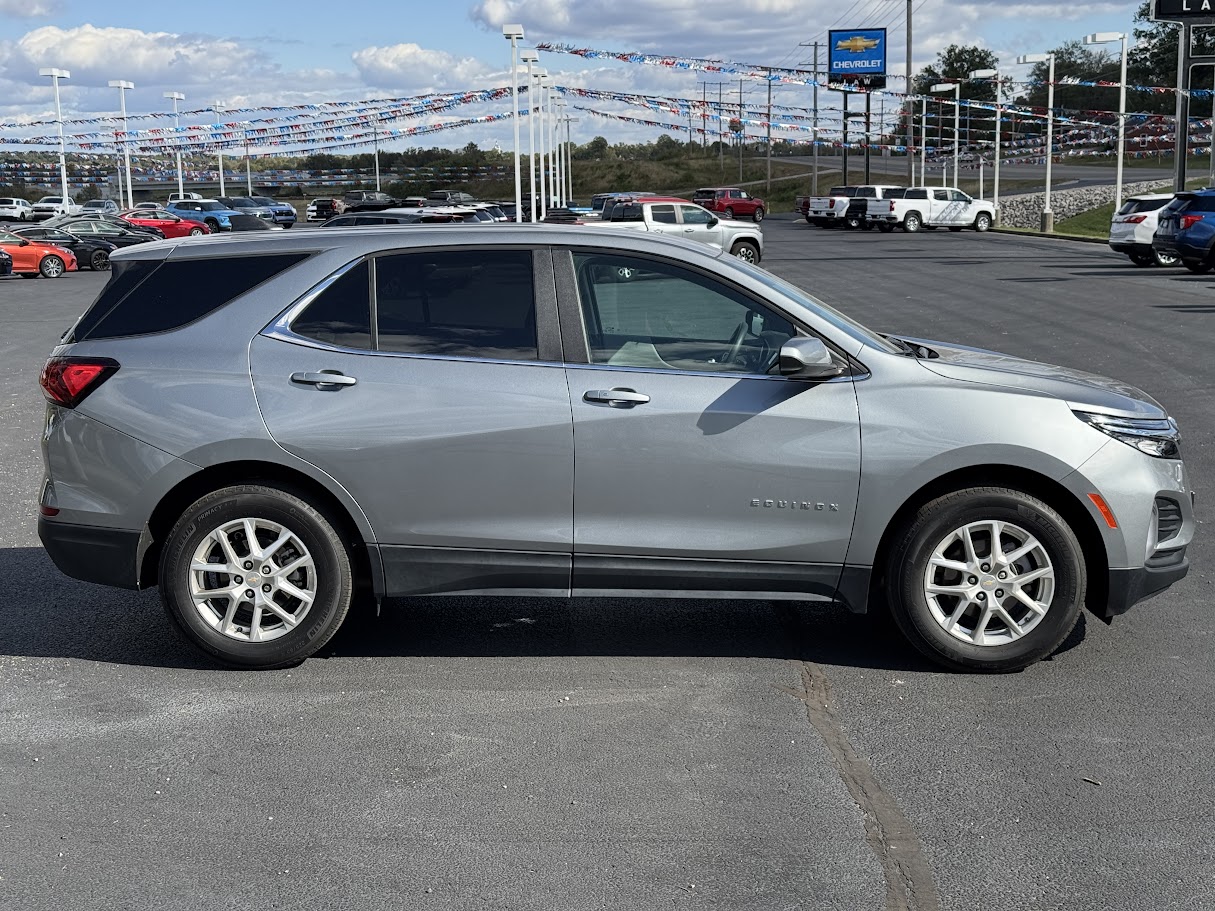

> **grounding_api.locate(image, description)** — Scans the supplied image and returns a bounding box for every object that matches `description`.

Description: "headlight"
[1075,411,1181,459]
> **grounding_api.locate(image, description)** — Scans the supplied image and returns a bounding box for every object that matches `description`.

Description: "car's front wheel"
[159,484,354,669]
[974,213,992,232]
[730,240,760,263]
[885,487,1085,672]
[39,255,65,278]
[188,227,204,236]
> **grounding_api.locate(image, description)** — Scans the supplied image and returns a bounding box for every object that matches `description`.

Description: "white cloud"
[352,42,497,92]
[0,0,58,17]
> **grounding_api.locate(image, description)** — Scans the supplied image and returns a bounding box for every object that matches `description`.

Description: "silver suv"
[38,227,1194,671]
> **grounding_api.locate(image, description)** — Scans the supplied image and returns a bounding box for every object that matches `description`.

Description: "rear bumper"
[1109,242,1150,255]
[38,517,142,589]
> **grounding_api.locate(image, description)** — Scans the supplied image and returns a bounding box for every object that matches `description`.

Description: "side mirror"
[707,216,719,227]
[779,337,846,380]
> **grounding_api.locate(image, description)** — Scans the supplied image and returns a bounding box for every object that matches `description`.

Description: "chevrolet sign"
[828,28,887,82]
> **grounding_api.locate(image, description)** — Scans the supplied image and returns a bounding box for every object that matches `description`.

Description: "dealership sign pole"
[1152,0,1215,191]
[828,28,887,188]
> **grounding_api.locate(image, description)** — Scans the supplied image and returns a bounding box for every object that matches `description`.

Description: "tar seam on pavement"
[779,661,941,911]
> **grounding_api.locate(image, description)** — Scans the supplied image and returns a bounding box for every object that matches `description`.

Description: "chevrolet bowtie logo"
[836,36,880,53]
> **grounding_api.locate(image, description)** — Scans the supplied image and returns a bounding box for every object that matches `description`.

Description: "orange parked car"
[0,227,77,277]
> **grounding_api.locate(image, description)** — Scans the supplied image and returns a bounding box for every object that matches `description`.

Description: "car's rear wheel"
[752,207,764,223]
[885,487,1085,672]
[1153,249,1179,267]
[1182,258,1212,274]
[38,255,65,278]
[159,484,354,669]
[89,250,109,271]
[723,207,735,220]
[903,211,923,233]
[730,240,760,263]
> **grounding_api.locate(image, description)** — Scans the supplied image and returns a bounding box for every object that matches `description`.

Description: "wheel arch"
[137,459,383,597]
[852,464,1108,621]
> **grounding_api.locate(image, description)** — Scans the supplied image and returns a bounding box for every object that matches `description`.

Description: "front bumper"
[38,517,142,589]
[1105,552,1189,617]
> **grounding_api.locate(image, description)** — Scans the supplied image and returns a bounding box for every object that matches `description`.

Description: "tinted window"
[1182,194,1215,212]
[292,261,372,348]
[74,254,308,341]
[949,190,970,202]
[933,190,950,201]
[651,205,677,224]
[829,187,856,197]
[374,250,536,361]
[855,187,876,198]
[572,252,794,375]
[905,188,929,199]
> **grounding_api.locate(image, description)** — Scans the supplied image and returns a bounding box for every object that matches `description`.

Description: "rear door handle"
[583,387,650,408]
[291,371,357,388]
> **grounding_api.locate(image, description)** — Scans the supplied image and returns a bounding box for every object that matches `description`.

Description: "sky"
[0,0,1149,156]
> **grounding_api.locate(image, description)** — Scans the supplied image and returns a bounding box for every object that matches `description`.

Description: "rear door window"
[292,261,372,349]
[650,205,677,224]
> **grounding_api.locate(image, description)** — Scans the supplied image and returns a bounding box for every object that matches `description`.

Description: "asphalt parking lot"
[1,221,1212,911]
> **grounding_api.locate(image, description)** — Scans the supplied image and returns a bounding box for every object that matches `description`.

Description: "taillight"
[1123,215,1147,224]
[889,201,896,212]
[1181,214,1204,230]
[39,357,119,408]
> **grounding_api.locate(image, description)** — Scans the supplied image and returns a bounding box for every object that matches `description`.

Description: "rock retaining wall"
[997,180,1168,229]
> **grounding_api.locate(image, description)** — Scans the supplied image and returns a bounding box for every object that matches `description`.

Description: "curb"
[991,227,1107,245]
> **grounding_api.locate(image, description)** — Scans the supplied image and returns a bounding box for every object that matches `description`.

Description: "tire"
[885,487,1085,672]
[89,250,109,271]
[158,484,354,669]
[1129,252,1154,268]
[903,211,923,233]
[723,207,735,220]
[1152,249,1179,267]
[38,255,65,278]
[752,207,764,223]
[877,223,895,233]
[1182,258,1212,274]
[730,241,760,263]
[188,227,204,236]
[205,218,221,232]
[974,212,992,232]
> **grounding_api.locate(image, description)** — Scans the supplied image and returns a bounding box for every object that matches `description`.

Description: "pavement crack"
[779,661,940,911]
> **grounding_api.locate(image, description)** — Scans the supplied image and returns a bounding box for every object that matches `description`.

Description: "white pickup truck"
[31,195,83,220]
[866,187,995,233]
[590,198,764,263]
[799,185,901,229]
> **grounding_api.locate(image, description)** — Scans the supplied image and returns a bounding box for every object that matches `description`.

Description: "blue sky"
[0,0,1149,153]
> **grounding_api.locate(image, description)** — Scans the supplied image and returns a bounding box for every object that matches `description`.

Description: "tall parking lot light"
[537,72,549,220]
[521,51,540,222]
[108,80,135,208]
[164,91,186,198]
[40,68,71,203]
[1017,52,1055,232]
[212,100,227,196]
[970,68,1000,221]
[931,82,961,187]
[503,24,525,223]
[1085,32,1128,214]
[554,98,567,207]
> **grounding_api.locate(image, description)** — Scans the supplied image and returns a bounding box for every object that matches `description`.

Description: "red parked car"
[691,187,766,223]
[0,227,77,277]
[119,208,210,238]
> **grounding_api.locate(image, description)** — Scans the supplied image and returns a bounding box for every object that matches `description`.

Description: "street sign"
[1152,0,1215,24]
[828,28,887,89]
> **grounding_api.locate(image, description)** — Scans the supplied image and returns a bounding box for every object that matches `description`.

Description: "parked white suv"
[1109,193,1178,267]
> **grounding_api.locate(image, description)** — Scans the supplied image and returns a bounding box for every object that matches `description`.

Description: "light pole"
[164,91,186,198]
[503,24,525,223]
[521,51,539,222]
[564,113,578,203]
[919,96,927,185]
[108,80,135,208]
[212,101,227,196]
[554,98,566,207]
[547,85,558,209]
[970,68,1000,221]
[1085,32,1128,214]
[373,121,381,191]
[537,72,549,220]
[1017,52,1055,232]
[39,68,71,203]
[930,82,961,186]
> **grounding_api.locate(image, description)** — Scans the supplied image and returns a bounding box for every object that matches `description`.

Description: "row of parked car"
[1108,189,1215,273]
[796,185,996,233]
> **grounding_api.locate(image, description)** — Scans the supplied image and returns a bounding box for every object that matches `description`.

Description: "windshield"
[727,259,902,354]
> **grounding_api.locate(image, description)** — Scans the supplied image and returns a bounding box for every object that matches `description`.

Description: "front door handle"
[291,370,357,388]
[583,387,650,408]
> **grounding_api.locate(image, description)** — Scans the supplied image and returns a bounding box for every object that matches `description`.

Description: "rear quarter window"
[72,253,309,341]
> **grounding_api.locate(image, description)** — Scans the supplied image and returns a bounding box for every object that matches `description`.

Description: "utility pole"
[765,67,773,194]
[701,83,707,149]
[906,0,913,185]
[720,83,725,171]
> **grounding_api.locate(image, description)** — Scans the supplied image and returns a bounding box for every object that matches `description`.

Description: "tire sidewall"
[975,213,992,232]
[888,490,1085,671]
[904,212,922,233]
[159,486,352,668]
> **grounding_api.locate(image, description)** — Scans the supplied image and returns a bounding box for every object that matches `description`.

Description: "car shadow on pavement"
[3,545,1087,673]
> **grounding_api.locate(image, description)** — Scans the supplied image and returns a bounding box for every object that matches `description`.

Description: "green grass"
[1052,175,1209,238]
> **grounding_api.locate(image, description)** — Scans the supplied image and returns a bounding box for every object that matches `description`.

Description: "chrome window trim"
[260,328,565,369]
[563,360,865,384]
